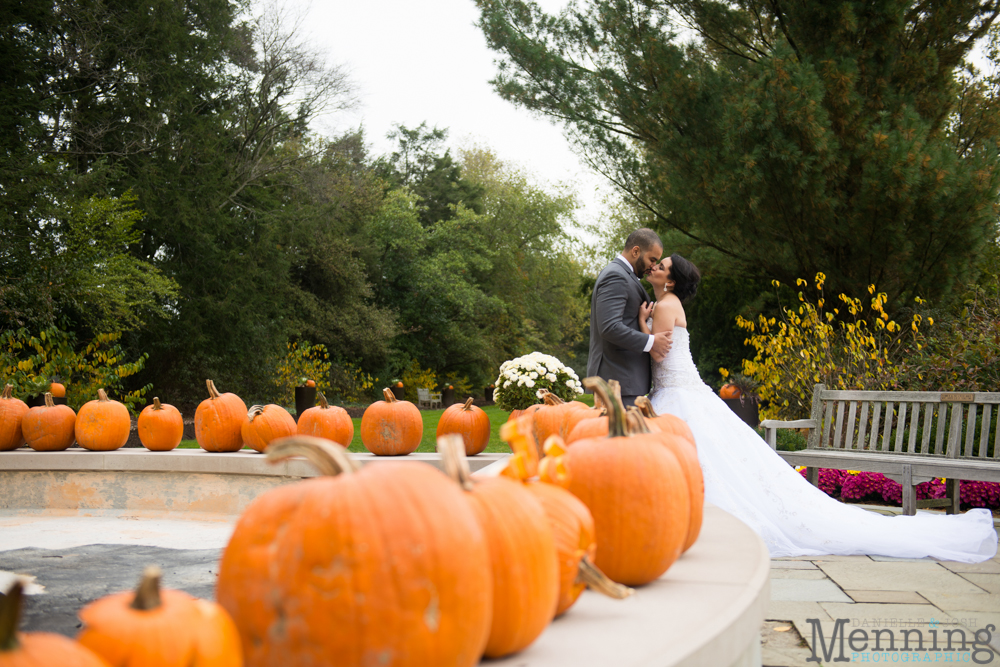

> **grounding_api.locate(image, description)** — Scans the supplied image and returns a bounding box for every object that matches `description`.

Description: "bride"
[638,254,998,562]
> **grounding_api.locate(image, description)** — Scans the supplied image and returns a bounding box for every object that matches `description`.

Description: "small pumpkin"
[77,565,242,667]
[395,381,404,388]
[217,436,492,667]
[75,389,131,452]
[506,403,541,423]
[241,404,296,453]
[296,391,353,446]
[304,379,316,388]
[539,377,690,586]
[438,435,559,659]
[137,398,184,451]
[436,398,490,456]
[360,388,422,455]
[195,380,247,452]
[49,381,66,398]
[1,581,110,667]
[22,393,76,452]
[719,383,741,399]
[0,384,29,451]
[634,396,696,448]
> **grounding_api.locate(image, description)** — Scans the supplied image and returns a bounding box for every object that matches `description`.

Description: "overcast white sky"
[289,0,612,227]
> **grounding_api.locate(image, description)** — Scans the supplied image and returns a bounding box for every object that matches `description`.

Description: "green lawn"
[177,395,595,453]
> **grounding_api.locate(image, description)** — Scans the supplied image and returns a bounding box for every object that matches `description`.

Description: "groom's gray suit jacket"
[587,259,651,397]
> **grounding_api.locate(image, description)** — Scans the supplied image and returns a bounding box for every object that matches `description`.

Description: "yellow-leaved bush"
[726,273,928,420]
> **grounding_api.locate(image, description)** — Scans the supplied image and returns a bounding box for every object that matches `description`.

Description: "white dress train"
[647,326,998,563]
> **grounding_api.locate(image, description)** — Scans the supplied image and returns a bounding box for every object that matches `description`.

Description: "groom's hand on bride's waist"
[650,331,672,363]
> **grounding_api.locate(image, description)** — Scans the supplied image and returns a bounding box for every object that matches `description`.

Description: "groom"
[587,228,672,407]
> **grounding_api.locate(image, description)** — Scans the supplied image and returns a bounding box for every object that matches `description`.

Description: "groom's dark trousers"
[587,259,652,399]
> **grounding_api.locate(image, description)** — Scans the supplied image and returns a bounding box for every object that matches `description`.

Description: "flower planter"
[441,386,456,408]
[293,386,316,422]
[25,395,68,408]
[391,385,405,401]
[485,386,494,402]
[722,397,760,429]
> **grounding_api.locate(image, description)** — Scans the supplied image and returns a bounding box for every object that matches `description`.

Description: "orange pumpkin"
[77,566,242,667]
[531,392,591,455]
[75,389,130,451]
[0,384,29,451]
[304,379,315,388]
[634,396,696,448]
[565,411,607,444]
[217,436,492,667]
[360,387,422,455]
[195,380,247,452]
[438,435,558,658]
[49,381,66,398]
[539,378,690,586]
[1,581,110,667]
[241,404,296,453]
[506,403,541,423]
[137,398,184,451]
[436,398,490,455]
[719,383,741,399]
[22,393,76,451]
[627,407,704,553]
[296,391,354,446]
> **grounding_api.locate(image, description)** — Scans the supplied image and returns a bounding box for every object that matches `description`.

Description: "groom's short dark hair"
[623,228,662,253]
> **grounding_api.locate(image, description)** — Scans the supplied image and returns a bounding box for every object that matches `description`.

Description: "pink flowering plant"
[797,468,999,509]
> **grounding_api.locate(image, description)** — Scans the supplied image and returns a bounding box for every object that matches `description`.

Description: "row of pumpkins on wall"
[0,380,493,455]
[0,377,704,667]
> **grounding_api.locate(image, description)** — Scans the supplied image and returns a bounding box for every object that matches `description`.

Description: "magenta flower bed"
[798,468,1000,509]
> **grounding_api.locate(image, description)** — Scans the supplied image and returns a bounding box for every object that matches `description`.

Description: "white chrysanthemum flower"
[529,372,538,379]
[546,373,556,382]
[565,380,575,388]
[525,379,535,388]
[504,380,512,388]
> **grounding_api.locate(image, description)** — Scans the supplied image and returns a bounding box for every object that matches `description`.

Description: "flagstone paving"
[762,548,1000,667]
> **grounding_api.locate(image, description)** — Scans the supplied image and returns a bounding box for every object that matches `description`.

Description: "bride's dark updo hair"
[668,254,701,303]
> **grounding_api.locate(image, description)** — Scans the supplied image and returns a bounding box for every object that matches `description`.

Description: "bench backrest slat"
[965,404,978,458]
[821,401,834,448]
[834,401,846,449]
[980,404,992,460]
[994,411,1000,460]
[893,402,907,453]
[869,402,882,451]
[947,403,963,459]
[934,404,947,455]
[907,403,920,453]
[882,401,895,451]
[920,405,933,454]
[857,401,870,450]
[845,402,858,450]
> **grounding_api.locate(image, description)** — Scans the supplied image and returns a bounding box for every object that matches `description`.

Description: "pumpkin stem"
[97,388,109,402]
[634,396,659,419]
[247,405,265,422]
[577,557,634,600]
[542,391,565,406]
[461,397,474,411]
[0,581,22,652]
[266,436,360,475]
[382,387,396,403]
[1,385,12,400]
[626,407,654,434]
[581,377,627,438]
[130,565,162,611]
[438,434,474,491]
[43,392,54,408]
[317,391,330,409]
[206,379,221,400]
[152,397,162,411]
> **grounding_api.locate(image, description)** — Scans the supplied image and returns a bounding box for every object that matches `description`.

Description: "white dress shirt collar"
[616,254,637,274]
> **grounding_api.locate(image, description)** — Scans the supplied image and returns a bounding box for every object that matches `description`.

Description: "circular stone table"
[0,448,769,667]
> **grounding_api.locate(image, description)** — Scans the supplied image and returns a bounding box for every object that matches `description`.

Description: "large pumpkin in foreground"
[216,437,492,667]
[77,566,242,667]
[1,581,110,667]
[540,377,690,586]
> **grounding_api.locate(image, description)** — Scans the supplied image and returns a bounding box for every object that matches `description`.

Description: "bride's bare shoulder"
[653,293,686,329]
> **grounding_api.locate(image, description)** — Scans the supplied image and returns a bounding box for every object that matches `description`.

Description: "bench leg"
[806,467,818,487]
[946,478,960,515]
[902,465,916,516]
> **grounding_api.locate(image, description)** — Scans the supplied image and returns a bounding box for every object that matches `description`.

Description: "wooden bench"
[416,387,442,409]
[762,384,1000,515]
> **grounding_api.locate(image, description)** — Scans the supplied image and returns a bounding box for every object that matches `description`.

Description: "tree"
[475,0,1000,309]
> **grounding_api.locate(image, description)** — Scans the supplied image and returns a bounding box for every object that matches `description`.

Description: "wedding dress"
[647,326,998,562]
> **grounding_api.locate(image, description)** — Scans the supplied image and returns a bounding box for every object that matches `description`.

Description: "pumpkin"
[195,380,247,452]
[396,381,403,388]
[634,396,696,448]
[497,423,632,617]
[538,377,690,586]
[437,435,559,658]
[1,581,110,667]
[49,382,66,398]
[304,379,315,388]
[627,407,704,552]
[360,387,422,455]
[506,403,541,423]
[75,389,131,452]
[217,436,492,667]
[436,398,490,456]
[719,383,741,399]
[77,565,242,667]
[241,404,296,453]
[564,410,607,444]
[0,384,29,451]
[531,392,591,455]
[22,393,76,452]
[296,391,354,446]
[137,398,184,451]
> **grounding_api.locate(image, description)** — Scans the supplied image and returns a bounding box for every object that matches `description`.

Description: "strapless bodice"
[649,325,713,394]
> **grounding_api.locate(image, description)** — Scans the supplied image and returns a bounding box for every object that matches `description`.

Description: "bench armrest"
[760,419,817,450]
